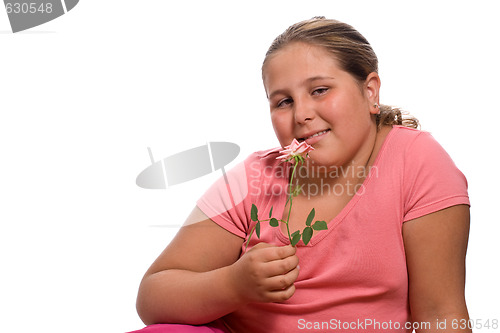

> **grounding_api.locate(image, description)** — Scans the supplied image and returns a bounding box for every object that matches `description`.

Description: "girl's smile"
[299,128,331,145]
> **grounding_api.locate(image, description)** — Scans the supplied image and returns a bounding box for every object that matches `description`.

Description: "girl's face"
[263,42,381,168]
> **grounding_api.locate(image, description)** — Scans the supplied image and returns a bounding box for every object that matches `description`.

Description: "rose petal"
[276,138,314,162]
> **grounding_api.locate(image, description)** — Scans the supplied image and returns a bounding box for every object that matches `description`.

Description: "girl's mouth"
[298,129,331,145]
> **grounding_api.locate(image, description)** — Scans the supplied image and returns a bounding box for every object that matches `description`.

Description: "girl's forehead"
[263,43,343,86]
[266,42,332,64]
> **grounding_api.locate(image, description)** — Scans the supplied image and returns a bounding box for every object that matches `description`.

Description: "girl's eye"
[277,98,293,108]
[312,88,329,96]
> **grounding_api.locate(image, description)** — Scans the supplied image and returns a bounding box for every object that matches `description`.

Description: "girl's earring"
[373,103,381,114]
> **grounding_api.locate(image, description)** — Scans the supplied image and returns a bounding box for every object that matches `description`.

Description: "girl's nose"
[293,98,314,124]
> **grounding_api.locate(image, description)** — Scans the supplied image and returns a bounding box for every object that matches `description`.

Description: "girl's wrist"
[224,260,250,307]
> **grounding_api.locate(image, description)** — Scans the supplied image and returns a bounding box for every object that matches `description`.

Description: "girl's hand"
[229,242,299,304]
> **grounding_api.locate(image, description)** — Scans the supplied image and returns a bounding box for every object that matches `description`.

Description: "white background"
[1,1,499,332]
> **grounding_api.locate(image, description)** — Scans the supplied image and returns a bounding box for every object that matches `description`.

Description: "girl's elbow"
[135,278,165,325]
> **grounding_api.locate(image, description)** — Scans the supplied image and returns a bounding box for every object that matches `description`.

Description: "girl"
[130,17,471,333]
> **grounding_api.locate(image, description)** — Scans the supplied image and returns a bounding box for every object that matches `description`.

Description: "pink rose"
[277,139,314,163]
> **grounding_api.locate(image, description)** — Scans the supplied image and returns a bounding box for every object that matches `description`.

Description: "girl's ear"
[364,72,381,114]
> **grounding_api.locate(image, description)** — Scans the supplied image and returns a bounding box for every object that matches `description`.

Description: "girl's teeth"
[306,130,328,140]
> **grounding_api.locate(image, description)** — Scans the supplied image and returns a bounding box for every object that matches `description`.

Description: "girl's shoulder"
[387,125,437,151]
[242,147,290,186]
[390,125,425,139]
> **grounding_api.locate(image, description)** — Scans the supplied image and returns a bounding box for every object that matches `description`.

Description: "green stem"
[246,159,301,249]
[285,161,299,244]
[245,217,291,251]
[244,223,257,251]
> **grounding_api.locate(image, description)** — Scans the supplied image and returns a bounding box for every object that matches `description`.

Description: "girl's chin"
[303,157,339,169]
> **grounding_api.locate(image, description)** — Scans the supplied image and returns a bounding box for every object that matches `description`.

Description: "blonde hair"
[263,17,419,129]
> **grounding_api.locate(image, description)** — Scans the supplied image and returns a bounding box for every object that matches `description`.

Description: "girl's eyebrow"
[267,76,335,100]
[307,75,335,83]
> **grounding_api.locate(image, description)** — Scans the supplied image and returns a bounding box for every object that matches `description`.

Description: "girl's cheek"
[271,115,293,144]
[273,115,291,131]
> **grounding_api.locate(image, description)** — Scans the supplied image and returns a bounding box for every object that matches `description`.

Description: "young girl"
[130,17,471,333]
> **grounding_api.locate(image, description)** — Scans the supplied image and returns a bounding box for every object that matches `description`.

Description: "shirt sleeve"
[403,131,470,222]
[196,156,254,238]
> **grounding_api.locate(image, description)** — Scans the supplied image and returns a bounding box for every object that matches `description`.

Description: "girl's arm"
[403,204,471,333]
[136,206,299,325]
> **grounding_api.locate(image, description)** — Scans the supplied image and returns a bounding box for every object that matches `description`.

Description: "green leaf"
[291,232,301,246]
[306,208,315,226]
[269,218,279,227]
[302,226,313,245]
[312,220,328,231]
[251,204,258,222]
[256,221,261,238]
[269,206,273,218]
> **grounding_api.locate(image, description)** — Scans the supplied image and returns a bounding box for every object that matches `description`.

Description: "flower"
[277,139,315,163]
[245,138,325,250]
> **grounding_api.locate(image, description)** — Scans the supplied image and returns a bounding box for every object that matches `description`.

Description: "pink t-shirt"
[197,126,470,333]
